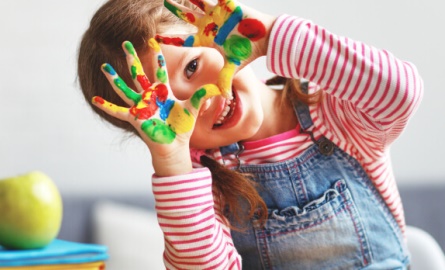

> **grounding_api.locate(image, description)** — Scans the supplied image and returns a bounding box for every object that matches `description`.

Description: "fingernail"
[92,96,105,104]
[102,63,116,75]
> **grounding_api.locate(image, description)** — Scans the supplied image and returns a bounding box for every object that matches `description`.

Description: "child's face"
[143,44,264,149]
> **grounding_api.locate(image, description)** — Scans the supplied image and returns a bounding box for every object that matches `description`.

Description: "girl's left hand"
[92,39,220,176]
[156,0,275,98]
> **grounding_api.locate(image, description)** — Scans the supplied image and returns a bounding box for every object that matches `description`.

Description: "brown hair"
[77,0,321,229]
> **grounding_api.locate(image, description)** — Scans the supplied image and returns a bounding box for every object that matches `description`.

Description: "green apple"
[0,171,63,249]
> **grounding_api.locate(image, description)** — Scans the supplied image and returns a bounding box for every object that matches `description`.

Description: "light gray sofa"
[58,184,445,267]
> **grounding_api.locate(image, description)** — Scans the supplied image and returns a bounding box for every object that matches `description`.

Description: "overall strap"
[293,82,314,131]
[293,81,334,156]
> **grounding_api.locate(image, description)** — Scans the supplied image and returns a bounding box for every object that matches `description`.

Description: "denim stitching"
[341,150,406,258]
[340,188,369,266]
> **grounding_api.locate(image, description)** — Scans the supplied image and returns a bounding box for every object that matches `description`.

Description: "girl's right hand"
[157,0,275,98]
[92,39,220,176]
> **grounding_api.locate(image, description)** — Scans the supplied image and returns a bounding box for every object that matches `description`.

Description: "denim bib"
[220,85,410,269]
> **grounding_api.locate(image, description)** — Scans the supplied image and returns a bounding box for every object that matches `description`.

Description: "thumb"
[186,84,221,115]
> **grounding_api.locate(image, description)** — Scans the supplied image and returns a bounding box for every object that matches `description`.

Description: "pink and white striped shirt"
[152,15,423,269]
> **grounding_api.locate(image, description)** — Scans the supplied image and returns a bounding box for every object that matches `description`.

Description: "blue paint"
[214,6,243,45]
[102,63,117,75]
[157,98,175,121]
[184,36,195,47]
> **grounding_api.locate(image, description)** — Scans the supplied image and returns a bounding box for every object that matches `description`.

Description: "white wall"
[0,0,443,195]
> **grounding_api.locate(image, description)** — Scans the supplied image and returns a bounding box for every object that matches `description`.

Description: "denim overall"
[220,86,410,269]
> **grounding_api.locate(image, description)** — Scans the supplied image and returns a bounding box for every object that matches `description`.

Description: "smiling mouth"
[213,90,237,128]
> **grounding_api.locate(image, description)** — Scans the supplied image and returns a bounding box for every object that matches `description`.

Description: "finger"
[188,84,221,112]
[122,41,152,93]
[92,96,130,121]
[155,34,197,47]
[148,38,169,84]
[190,0,214,13]
[217,62,237,98]
[213,5,243,46]
[101,63,142,106]
[164,0,201,26]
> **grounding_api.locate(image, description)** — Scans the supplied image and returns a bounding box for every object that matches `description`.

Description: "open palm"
[156,0,267,97]
[92,39,219,152]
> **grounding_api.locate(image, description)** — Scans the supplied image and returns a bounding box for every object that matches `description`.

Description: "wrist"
[152,146,193,177]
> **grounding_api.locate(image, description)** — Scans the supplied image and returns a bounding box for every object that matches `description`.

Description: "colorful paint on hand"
[161,0,267,97]
[123,41,152,91]
[93,39,220,145]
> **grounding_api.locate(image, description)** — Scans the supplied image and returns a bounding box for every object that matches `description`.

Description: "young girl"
[78,0,423,269]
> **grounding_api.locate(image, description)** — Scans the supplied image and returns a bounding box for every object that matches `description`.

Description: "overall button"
[318,138,334,156]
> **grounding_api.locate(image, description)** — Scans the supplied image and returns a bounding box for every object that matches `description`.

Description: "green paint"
[114,77,142,103]
[141,119,176,144]
[131,65,137,80]
[223,35,252,64]
[102,63,116,75]
[191,88,207,109]
[124,41,136,56]
[164,0,184,19]
[157,68,168,84]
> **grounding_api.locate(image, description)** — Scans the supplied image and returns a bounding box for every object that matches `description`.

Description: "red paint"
[153,84,168,103]
[185,13,196,23]
[93,96,105,105]
[155,35,185,46]
[191,0,205,11]
[219,0,232,13]
[204,22,218,37]
[130,105,155,120]
[238,18,266,41]
[137,74,151,91]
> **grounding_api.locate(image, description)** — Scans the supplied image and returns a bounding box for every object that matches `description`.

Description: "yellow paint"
[148,38,161,52]
[195,17,217,46]
[92,97,129,114]
[132,57,145,77]
[217,62,236,97]
[142,89,153,101]
[202,84,221,98]
[166,103,195,134]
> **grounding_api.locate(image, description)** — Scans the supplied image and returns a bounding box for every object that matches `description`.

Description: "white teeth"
[214,93,235,126]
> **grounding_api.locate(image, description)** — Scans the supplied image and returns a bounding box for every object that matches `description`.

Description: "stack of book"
[0,239,108,269]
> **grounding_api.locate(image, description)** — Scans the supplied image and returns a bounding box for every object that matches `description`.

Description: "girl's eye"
[184,58,198,79]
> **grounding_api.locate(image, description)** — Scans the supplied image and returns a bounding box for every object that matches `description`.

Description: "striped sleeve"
[152,168,241,269]
[266,14,424,148]
[266,14,424,235]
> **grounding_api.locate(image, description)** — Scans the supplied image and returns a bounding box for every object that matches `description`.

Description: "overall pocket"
[250,179,371,270]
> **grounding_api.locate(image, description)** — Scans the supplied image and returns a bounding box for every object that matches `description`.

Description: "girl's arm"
[266,15,424,148]
[92,39,242,268]
[152,168,241,269]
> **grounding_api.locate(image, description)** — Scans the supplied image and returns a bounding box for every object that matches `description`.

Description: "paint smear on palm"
[124,41,151,91]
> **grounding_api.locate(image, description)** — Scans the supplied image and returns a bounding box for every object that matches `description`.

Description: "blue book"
[0,239,108,267]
